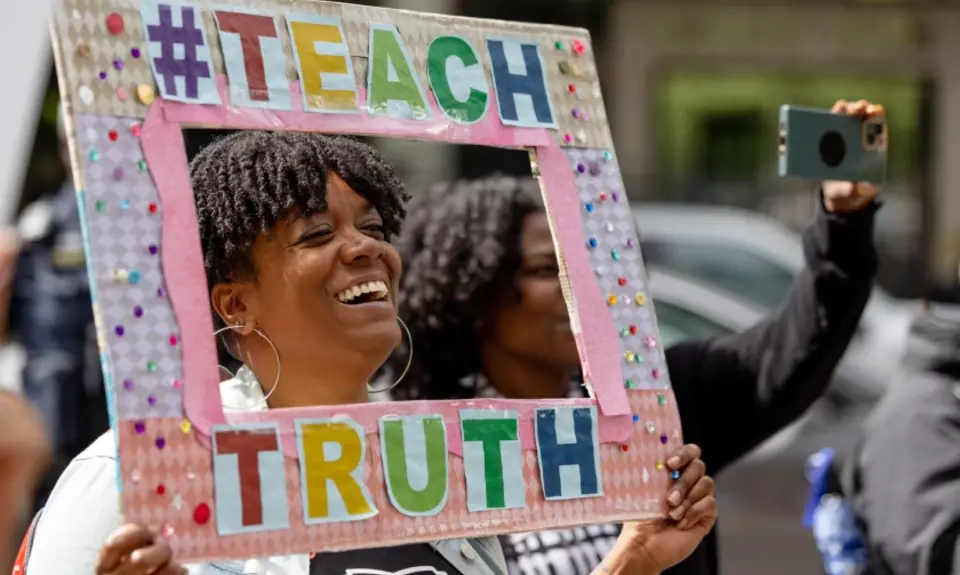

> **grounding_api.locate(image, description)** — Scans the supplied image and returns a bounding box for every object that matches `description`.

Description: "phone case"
[778,105,886,185]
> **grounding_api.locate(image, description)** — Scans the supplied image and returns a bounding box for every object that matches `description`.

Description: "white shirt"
[26,367,313,575]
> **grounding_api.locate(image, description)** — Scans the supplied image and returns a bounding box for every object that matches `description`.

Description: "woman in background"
[393,99,881,575]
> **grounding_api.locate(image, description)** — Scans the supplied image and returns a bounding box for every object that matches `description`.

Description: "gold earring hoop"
[368,318,413,395]
[213,325,282,410]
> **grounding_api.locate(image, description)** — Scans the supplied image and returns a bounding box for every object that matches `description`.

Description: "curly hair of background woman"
[392,174,544,400]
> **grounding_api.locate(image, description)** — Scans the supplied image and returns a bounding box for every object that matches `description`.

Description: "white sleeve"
[25,453,123,575]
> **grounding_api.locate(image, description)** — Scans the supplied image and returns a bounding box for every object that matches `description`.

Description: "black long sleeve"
[666,196,879,475]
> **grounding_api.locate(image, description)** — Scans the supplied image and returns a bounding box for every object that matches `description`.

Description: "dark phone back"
[778,105,886,185]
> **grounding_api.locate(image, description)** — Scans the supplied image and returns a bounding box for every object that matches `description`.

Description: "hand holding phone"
[779,99,885,213]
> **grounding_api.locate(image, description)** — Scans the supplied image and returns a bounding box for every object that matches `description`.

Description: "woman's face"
[485,211,581,371]
[212,174,403,392]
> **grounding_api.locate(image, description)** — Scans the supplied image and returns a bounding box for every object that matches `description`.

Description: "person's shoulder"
[26,431,121,575]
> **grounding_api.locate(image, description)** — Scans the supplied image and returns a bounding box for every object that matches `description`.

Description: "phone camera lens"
[819,131,846,167]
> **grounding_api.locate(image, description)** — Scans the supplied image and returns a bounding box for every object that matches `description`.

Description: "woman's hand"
[593,444,717,575]
[822,99,885,214]
[95,524,186,575]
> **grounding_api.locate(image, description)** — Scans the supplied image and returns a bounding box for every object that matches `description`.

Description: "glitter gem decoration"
[572,39,586,55]
[78,86,95,105]
[116,87,128,101]
[657,393,667,406]
[157,483,166,496]
[642,468,650,484]
[589,162,602,176]
[612,192,620,202]
[558,61,570,74]
[645,421,655,434]
[610,249,620,261]
[194,503,211,525]
[587,237,598,249]
[652,367,662,380]
[172,378,182,389]
[655,461,665,471]
[619,326,629,337]
[618,277,627,287]
[584,202,594,213]
[148,203,159,214]
[89,149,100,162]
[113,166,124,181]
[149,244,158,255]
[567,84,576,94]
[130,469,142,482]
[554,40,564,50]
[645,335,657,349]
[114,325,124,336]
[635,293,646,306]
[95,199,107,212]
[120,199,130,210]
[180,419,192,433]
[131,47,142,59]
[134,420,146,434]
[157,287,166,298]
[99,71,108,80]
[134,305,144,318]
[607,294,617,306]
[660,433,669,445]
[155,436,166,449]
[113,58,124,71]
[629,324,637,335]
[128,270,141,284]
[147,395,157,406]
[130,123,142,137]
[621,444,629,452]
[147,360,158,373]
[626,238,636,249]
[604,221,614,232]
[632,414,640,423]
[604,151,613,161]
[624,351,636,363]
[671,469,681,480]
[624,378,633,389]
[76,43,92,58]
[564,133,573,143]
[137,84,156,105]
[571,108,580,119]
[139,159,149,172]
[123,378,134,391]
[105,12,124,35]
[108,130,119,141]
[576,163,585,173]
[169,334,179,346]
[598,191,607,202]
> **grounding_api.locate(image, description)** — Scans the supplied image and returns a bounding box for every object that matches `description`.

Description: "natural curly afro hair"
[189,131,410,288]
[390,174,543,400]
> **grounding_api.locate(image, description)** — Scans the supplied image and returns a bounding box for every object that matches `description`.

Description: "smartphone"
[777,105,887,185]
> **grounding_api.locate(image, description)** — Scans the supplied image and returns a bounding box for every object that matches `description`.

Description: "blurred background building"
[8,1,960,573]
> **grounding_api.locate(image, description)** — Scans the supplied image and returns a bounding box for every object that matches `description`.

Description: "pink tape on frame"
[141,74,632,457]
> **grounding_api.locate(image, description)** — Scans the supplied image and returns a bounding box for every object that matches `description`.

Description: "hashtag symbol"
[145,3,212,99]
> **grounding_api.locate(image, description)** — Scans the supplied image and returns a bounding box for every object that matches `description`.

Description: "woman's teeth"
[336,280,389,304]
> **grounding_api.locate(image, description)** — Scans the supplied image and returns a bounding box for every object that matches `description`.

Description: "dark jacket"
[666,197,878,575]
[841,311,960,575]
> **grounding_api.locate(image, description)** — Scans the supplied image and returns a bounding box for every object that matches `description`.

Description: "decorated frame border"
[51,0,683,563]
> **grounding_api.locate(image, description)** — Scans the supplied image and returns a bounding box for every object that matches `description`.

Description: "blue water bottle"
[803,448,869,575]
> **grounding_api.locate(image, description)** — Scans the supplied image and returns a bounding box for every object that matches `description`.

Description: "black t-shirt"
[311,544,461,575]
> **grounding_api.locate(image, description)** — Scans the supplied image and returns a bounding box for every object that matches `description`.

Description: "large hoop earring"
[213,325,281,411]
[368,318,413,395]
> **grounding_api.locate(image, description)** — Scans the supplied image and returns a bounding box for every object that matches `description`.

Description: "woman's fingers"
[677,494,718,532]
[665,444,701,473]
[97,525,156,574]
[830,99,885,119]
[666,457,705,511]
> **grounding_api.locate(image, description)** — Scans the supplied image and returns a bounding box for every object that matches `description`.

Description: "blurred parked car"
[647,267,874,461]
[635,203,917,402]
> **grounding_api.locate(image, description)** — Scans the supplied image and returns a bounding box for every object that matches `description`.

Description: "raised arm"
[667,100,882,474]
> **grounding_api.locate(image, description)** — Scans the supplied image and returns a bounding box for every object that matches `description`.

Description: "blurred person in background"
[392,100,883,575]
[5,104,107,511]
[805,262,960,575]
[0,390,50,570]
